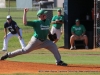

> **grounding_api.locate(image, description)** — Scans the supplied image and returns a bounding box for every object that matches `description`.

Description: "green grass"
[2,50,100,65]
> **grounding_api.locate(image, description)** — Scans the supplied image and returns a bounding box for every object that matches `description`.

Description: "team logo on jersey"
[8,26,12,29]
[40,25,49,30]
[75,27,82,30]
[8,26,14,31]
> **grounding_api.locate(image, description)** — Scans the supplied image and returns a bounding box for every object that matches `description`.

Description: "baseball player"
[0,8,67,66]
[2,15,26,51]
[50,8,64,43]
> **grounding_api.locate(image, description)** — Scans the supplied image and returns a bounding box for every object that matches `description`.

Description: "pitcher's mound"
[0,61,100,74]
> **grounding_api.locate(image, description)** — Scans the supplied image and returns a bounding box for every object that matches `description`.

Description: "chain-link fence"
[0,7,39,19]
[96,0,100,47]
[0,7,57,19]
[0,7,64,31]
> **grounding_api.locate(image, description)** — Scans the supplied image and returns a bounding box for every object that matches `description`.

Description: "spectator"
[70,19,88,50]
[50,8,64,43]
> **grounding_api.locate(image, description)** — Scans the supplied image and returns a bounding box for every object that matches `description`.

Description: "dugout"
[64,0,94,49]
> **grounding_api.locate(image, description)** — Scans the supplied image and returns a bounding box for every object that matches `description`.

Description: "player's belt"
[55,27,60,29]
[37,38,45,42]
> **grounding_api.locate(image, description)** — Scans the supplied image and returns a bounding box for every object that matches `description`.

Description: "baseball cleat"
[0,52,8,60]
[56,61,67,66]
[85,46,88,49]
[70,46,76,50]
[2,49,7,51]
[2,48,7,51]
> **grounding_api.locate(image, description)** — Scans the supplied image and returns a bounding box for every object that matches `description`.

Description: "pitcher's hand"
[24,8,29,13]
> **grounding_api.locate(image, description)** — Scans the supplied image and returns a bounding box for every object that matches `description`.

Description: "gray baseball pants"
[8,36,61,63]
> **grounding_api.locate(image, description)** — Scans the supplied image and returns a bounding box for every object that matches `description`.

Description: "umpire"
[0,8,67,66]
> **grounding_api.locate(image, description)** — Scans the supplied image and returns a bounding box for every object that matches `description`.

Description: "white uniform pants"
[50,26,61,39]
[2,29,26,50]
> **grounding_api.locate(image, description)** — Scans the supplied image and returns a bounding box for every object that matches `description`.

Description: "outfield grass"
[0,73,100,75]
[2,50,100,65]
[6,1,16,7]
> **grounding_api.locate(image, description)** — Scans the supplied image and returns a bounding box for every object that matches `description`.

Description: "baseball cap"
[57,8,62,12]
[75,19,80,22]
[37,10,48,16]
[6,15,12,19]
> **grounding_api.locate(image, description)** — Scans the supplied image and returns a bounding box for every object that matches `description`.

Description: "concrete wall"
[57,0,64,7]
[16,0,32,8]
[48,0,64,7]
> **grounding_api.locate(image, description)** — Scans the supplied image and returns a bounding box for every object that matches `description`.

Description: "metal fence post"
[95,0,100,48]
[8,0,10,15]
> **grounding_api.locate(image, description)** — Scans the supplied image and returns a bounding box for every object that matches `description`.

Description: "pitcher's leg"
[46,44,61,63]
[41,40,61,62]
[7,37,42,58]
[40,40,67,66]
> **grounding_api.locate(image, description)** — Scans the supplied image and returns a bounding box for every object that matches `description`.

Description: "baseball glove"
[48,33,57,41]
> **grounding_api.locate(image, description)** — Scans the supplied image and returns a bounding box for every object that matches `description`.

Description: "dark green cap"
[57,8,62,12]
[37,10,48,16]
[75,19,80,22]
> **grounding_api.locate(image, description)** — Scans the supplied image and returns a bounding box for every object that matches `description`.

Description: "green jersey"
[71,24,86,36]
[51,15,64,29]
[27,20,50,40]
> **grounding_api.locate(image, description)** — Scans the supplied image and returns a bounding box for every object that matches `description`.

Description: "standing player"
[0,8,67,66]
[50,8,64,43]
[2,15,26,51]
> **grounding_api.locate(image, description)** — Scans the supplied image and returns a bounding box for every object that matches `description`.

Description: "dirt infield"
[0,61,100,74]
